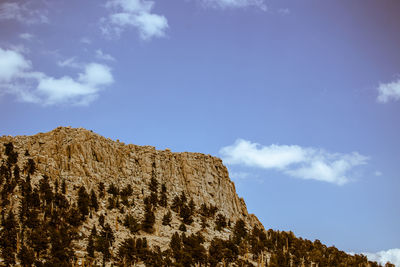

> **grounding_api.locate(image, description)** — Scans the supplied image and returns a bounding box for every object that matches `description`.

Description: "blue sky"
[1,0,400,264]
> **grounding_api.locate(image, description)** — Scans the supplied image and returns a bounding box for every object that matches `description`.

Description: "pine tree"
[98,182,105,198]
[66,204,82,227]
[4,142,18,166]
[4,142,14,156]
[91,225,97,236]
[61,179,66,194]
[54,191,69,210]
[171,195,181,213]
[233,219,247,245]
[215,213,227,231]
[99,214,105,228]
[149,176,158,193]
[170,232,182,261]
[13,165,20,180]
[107,196,115,210]
[87,226,97,258]
[123,214,141,234]
[54,179,59,193]
[31,188,41,208]
[95,223,115,266]
[39,175,53,206]
[18,245,35,267]
[208,238,238,267]
[121,184,133,197]
[89,189,99,212]
[20,174,32,197]
[0,210,18,266]
[77,186,90,219]
[171,191,187,213]
[25,208,40,229]
[107,183,119,196]
[180,204,193,225]
[150,191,158,207]
[182,233,207,265]
[159,183,168,207]
[0,164,7,186]
[26,158,36,175]
[180,191,187,203]
[48,224,76,265]
[28,224,49,260]
[120,184,133,206]
[117,237,138,266]
[162,210,172,226]
[142,203,155,233]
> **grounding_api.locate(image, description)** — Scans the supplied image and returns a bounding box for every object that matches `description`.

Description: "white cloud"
[220,139,369,185]
[221,140,306,169]
[374,171,382,176]
[103,0,168,40]
[201,0,266,10]
[363,248,400,266]
[377,79,400,103]
[0,1,48,24]
[95,49,116,61]
[19,33,34,40]
[78,63,114,86]
[0,47,113,106]
[0,48,31,82]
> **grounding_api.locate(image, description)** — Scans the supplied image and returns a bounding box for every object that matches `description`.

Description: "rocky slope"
[0,127,389,267]
[0,127,261,265]
[0,126,260,226]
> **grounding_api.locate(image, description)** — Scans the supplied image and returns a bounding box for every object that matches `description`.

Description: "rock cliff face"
[0,127,388,267]
[0,127,262,247]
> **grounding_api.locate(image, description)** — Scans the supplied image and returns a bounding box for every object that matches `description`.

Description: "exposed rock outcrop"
[0,127,263,255]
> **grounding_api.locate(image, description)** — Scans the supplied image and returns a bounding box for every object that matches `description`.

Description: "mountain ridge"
[0,127,392,266]
[0,126,262,229]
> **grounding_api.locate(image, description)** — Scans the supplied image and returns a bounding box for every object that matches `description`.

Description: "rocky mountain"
[0,127,392,266]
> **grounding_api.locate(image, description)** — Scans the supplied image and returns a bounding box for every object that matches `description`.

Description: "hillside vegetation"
[0,127,394,266]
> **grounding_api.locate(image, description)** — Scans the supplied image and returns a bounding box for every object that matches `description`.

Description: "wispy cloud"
[4,44,30,55]
[19,33,34,41]
[278,8,290,15]
[220,139,369,185]
[200,0,266,10]
[0,1,48,24]
[0,47,113,106]
[229,171,251,180]
[57,57,82,69]
[377,79,400,103]
[102,0,168,40]
[363,248,400,266]
[95,49,116,61]
[80,37,92,45]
